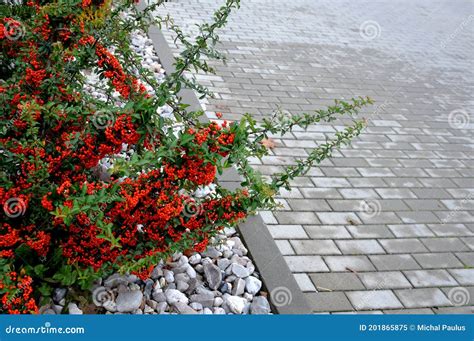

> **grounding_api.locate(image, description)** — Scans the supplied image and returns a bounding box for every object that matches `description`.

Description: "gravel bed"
[39,28,272,315]
[41,228,272,315]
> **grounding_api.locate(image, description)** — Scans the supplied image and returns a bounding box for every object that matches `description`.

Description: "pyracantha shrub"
[0,0,372,313]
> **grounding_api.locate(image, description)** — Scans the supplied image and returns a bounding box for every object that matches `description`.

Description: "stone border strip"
[143,13,312,314]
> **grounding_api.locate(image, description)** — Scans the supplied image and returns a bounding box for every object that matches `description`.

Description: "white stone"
[164,289,189,305]
[231,263,250,278]
[225,296,246,314]
[188,254,201,265]
[245,276,262,295]
[190,302,203,311]
[67,303,83,315]
[116,291,143,313]
[232,278,246,296]
[186,266,197,279]
[213,307,226,314]
[203,307,213,314]
[164,270,174,283]
[213,297,223,307]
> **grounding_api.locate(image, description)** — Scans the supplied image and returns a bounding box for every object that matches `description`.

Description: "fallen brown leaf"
[260,138,276,149]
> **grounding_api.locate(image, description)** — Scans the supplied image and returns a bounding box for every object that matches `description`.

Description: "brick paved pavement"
[156,0,474,313]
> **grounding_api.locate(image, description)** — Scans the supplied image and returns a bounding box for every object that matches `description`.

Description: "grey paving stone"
[427,223,474,237]
[370,255,420,271]
[259,211,278,224]
[375,188,417,199]
[316,212,362,225]
[324,256,376,272]
[384,178,423,188]
[347,177,387,188]
[448,269,474,286]
[413,253,464,269]
[284,256,329,272]
[306,292,353,312]
[310,273,365,291]
[358,271,412,290]
[274,211,319,225]
[404,270,458,288]
[379,239,428,254]
[335,240,385,255]
[424,169,462,178]
[300,188,342,199]
[327,199,408,211]
[267,225,308,239]
[461,237,474,250]
[294,273,317,292]
[434,306,474,314]
[320,167,360,177]
[304,225,351,239]
[412,188,452,199]
[283,139,317,148]
[346,225,394,239]
[391,167,428,177]
[440,287,474,306]
[287,199,331,211]
[274,198,291,210]
[419,178,457,188]
[326,199,365,211]
[366,158,401,167]
[311,177,351,188]
[447,189,474,199]
[395,288,452,308]
[421,238,469,252]
[441,200,474,211]
[338,188,380,199]
[347,290,403,310]
[397,211,441,224]
[387,224,434,237]
[357,168,396,177]
[435,211,474,224]
[275,240,295,255]
[358,212,403,225]
[288,177,315,188]
[455,252,474,267]
[330,158,369,168]
[277,187,303,199]
[273,147,308,157]
[290,240,341,255]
